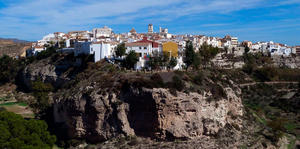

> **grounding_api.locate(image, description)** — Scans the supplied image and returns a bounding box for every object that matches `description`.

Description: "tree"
[199,43,220,67]
[172,76,184,91]
[244,46,250,54]
[0,111,56,149]
[168,57,177,69]
[115,43,126,58]
[36,46,57,60]
[31,80,54,113]
[161,52,170,68]
[192,53,201,69]
[147,55,160,70]
[224,47,229,54]
[0,55,23,85]
[59,40,66,48]
[184,41,196,69]
[123,51,138,69]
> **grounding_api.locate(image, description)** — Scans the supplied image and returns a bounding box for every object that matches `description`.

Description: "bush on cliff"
[36,46,57,60]
[0,55,23,85]
[254,67,278,82]
[123,51,138,69]
[0,111,56,149]
[150,73,165,87]
[31,80,54,113]
[193,71,204,85]
[171,76,184,91]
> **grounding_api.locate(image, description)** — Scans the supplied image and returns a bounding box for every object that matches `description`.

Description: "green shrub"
[0,55,23,85]
[0,107,6,111]
[276,69,300,81]
[0,111,56,149]
[150,73,164,87]
[193,71,204,85]
[172,76,184,91]
[31,80,54,112]
[242,63,256,74]
[266,118,286,142]
[36,46,57,60]
[123,51,138,69]
[211,84,226,99]
[67,139,83,148]
[254,67,278,82]
[127,136,139,146]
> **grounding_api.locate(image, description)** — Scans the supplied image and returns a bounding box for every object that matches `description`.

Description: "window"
[137,53,142,57]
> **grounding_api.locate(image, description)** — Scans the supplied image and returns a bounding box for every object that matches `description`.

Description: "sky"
[0,0,299,45]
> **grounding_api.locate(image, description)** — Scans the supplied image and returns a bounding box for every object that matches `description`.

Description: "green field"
[0,102,34,118]
[0,102,28,107]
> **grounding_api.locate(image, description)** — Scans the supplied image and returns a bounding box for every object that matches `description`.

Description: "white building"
[38,33,56,46]
[231,37,238,47]
[92,26,113,38]
[91,42,114,62]
[74,41,114,62]
[125,37,160,69]
[148,24,154,34]
[252,44,260,50]
[174,57,184,70]
[222,35,238,47]
[206,37,219,47]
[32,46,46,55]
[159,27,168,34]
[68,31,90,39]
[74,41,92,56]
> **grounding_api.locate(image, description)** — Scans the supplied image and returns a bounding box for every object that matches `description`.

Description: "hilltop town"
[0,24,300,149]
[27,24,300,70]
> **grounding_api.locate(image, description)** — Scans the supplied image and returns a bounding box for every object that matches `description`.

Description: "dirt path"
[239,81,299,87]
[2,105,35,118]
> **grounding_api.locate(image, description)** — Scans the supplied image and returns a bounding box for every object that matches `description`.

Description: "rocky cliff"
[212,52,300,69]
[52,65,244,145]
[20,54,88,90]
[18,53,300,148]
[272,56,300,69]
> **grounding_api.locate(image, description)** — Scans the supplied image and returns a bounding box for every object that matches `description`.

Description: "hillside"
[0,38,31,58]
[0,51,299,148]
[16,53,299,148]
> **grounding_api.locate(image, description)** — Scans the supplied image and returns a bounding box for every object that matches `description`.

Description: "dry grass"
[1,104,34,118]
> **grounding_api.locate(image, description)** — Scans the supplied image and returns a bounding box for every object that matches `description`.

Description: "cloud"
[0,0,299,45]
[278,0,300,5]
[201,23,231,27]
[0,0,265,27]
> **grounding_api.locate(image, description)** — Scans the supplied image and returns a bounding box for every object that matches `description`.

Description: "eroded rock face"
[272,56,300,69]
[150,87,243,139]
[20,56,76,89]
[53,83,243,143]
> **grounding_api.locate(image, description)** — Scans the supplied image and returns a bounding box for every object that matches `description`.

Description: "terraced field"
[0,102,35,118]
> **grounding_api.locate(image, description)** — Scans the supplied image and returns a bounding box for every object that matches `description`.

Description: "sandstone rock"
[54,84,244,143]
[20,56,75,89]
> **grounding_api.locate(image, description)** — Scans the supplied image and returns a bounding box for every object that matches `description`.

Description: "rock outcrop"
[212,53,245,69]
[272,56,300,69]
[20,54,81,89]
[53,82,244,143]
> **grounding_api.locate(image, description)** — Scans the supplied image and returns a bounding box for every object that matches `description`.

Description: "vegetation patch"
[0,111,56,149]
[0,102,28,107]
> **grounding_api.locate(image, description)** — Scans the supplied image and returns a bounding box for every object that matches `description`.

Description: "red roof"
[135,37,159,48]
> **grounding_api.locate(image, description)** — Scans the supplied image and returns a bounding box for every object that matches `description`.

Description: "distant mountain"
[0,38,31,43]
[0,38,32,58]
